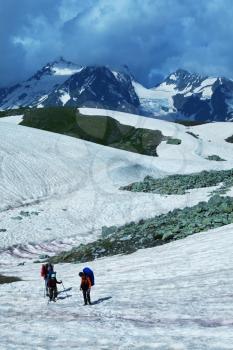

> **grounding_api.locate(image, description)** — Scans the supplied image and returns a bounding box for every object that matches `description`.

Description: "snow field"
[0,109,233,348]
[0,115,231,253]
[1,111,233,254]
[1,224,233,349]
[0,183,218,255]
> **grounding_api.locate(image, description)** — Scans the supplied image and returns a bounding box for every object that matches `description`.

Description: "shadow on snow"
[92,296,112,305]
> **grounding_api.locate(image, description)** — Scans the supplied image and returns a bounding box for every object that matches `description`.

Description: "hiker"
[41,263,54,296]
[47,263,54,278]
[79,271,92,305]
[83,267,95,286]
[47,272,62,302]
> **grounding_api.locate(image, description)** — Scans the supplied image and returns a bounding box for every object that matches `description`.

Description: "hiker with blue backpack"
[79,267,95,305]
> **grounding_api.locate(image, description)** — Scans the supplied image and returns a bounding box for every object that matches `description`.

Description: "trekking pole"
[62,282,68,297]
[44,287,46,298]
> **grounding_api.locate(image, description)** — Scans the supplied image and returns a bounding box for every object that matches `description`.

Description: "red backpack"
[40,264,47,277]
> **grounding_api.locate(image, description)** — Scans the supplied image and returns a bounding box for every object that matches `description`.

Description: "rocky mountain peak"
[164,69,207,92]
[27,58,82,82]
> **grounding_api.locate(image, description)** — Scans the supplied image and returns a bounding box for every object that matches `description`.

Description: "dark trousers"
[45,278,49,295]
[49,287,58,301]
[82,289,91,304]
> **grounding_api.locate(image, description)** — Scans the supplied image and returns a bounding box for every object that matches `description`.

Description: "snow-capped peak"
[134,69,228,118]
[167,68,192,80]
[49,57,83,76]
[28,57,82,81]
[0,58,86,110]
[164,69,207,91]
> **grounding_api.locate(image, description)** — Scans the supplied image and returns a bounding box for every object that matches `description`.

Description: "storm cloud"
[1,0,233,87]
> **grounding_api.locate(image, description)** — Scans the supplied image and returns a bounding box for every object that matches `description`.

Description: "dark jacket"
[47,278,62,288]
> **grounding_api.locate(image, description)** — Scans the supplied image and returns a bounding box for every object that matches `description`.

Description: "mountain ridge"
[1,58,233,122]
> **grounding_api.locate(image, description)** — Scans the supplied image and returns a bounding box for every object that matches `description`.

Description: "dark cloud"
[1,0,233,87]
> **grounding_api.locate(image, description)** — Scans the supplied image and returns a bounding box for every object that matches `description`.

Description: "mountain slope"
[43,66,140,114]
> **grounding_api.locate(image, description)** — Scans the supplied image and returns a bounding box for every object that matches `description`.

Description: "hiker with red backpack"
[79,267,95,305]
[47,272,62,302]
[40,263,54,296]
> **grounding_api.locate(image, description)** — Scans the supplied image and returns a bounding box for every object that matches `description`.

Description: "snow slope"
[0,109,233,349]
[1,224,233,349]
[0,110,233,257]
[0,117,227,255]
[0,115,23,124]
[80,108,233,165]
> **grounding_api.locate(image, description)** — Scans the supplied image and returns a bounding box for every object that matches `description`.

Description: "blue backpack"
[83,267,95,286]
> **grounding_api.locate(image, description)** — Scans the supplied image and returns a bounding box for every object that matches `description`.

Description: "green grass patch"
[120,169,233,195]
[0,274,21,284]
[166,138,181,145]
[186,131,199,139]
[175,120,207,126]
[225,135,233,143]
[206,155,226,161]
[0,108,29,118]
[20,107,170,156]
